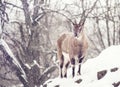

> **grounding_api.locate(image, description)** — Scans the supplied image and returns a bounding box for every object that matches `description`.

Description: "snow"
[43,45,120,87]
[82,45,120,74]
[44,78,80,87]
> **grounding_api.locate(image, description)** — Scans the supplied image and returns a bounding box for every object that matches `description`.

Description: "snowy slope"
[43,45,120,87]
[82,45,120,74]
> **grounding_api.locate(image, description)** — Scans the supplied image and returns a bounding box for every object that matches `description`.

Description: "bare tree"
[0,0,58,87]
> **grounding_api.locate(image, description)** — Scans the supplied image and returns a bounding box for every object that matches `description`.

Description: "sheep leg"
[78,64,81,75]
[64,61,70,78]
[60,55,64,78]
[78,57,83,75]
[71,58,75,77]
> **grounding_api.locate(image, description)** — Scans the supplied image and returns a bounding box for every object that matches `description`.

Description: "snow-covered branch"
[0,39,28,85]
[38,65,58,85]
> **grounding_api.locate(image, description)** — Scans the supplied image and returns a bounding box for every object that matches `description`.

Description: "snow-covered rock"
[43,45,120,87]
[82,45,120,74]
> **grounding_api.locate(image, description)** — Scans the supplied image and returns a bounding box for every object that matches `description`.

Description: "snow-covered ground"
[43,45,120,87]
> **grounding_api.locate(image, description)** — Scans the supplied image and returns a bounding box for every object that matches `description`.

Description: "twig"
[4,1,23,10]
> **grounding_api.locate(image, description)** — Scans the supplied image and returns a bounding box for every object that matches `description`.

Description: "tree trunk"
[106,0,111,46]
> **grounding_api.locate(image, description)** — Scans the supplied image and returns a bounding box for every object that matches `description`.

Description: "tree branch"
[4,1,23,10]
[0,39,28,87]
[38,65,58,85]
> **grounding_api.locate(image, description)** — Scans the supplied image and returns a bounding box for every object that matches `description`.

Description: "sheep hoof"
[77,72,81,76]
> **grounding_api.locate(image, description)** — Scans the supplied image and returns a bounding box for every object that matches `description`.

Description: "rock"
[97,70,107,80]
[110,67,118,72]
[112,81,120,87]
[75,79,82,84]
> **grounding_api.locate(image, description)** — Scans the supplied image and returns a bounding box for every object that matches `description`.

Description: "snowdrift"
[43,45,120,87]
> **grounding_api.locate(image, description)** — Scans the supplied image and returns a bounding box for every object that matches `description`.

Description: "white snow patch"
[44,77,80,87]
